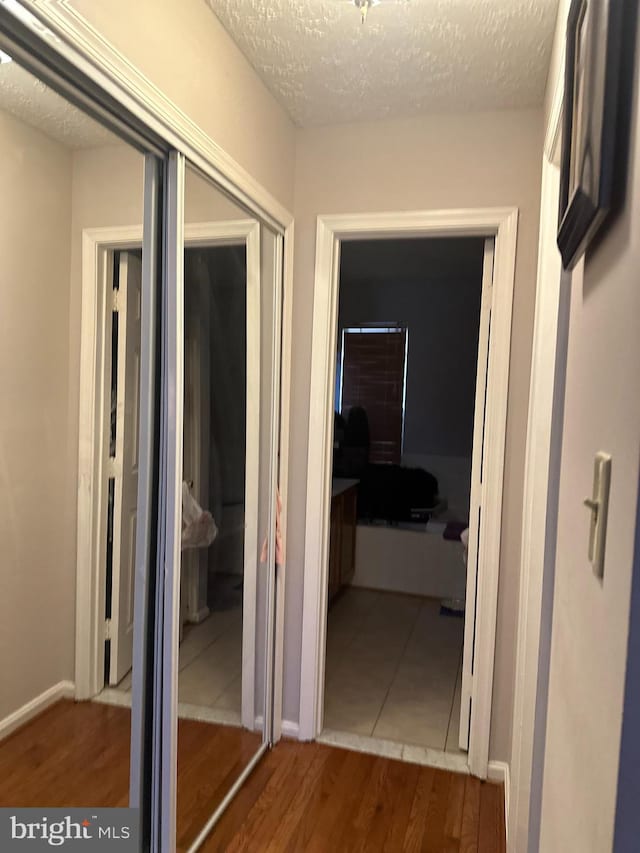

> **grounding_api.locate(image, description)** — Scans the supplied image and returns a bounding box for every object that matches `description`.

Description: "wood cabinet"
[328,480,358,603]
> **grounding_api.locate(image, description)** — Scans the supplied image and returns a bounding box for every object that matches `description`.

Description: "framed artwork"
[557,0,628,270]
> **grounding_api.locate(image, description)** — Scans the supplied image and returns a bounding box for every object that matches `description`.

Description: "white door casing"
[299,208,518,781]
[508,66,565,851]
[109,252,142,685]
[76,222,262,736]
[459,238,495,749]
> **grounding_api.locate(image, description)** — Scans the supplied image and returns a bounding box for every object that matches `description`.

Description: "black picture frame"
[557,0,627,271]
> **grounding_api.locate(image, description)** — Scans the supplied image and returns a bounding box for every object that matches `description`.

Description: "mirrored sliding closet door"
[0,7,287,852]
[160,161,283,853]
[0,37,164,845]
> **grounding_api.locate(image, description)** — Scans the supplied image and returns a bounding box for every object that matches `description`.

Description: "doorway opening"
[323,235,489,762]
[300,209,518,780]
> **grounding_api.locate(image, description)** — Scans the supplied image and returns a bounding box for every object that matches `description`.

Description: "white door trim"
[509,65,565,852]
[271,222,295,743]
[76,224,146,702]
[459,237,495,751]
[298,207,518,780]
[75,220,262,737]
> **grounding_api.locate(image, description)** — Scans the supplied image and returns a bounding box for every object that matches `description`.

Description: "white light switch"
[583,452,612,579]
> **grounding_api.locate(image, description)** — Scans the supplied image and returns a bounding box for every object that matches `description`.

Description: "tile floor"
[113,605,243,722]
[323,587,465,754]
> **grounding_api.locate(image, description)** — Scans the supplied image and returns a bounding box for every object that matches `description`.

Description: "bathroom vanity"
[328,478,359,603]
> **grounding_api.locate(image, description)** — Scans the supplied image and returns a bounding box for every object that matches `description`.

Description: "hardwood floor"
[0,700,505,852]
[0,699,261,850]
[208,740,505,852]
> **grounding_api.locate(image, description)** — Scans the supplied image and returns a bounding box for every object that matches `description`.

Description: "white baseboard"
[488,760,510,843]
[94,688,132,710]
[187,605,210,625]
[281,719,300,739]
[0,680,75,742]
[253,715,299,740]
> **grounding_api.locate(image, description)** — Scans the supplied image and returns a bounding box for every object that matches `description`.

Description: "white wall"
[613,501,640,850]
[286,109,544,759]
[353,526,467,601]
[537,4,640,850]
[0,111,73,719]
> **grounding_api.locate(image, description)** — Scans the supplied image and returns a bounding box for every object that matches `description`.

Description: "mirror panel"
[0,46,285,852]
[0,53,157,810]
[174,166,282,849]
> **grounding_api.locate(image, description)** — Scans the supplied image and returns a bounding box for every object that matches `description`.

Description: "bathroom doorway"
[322,235,488,762]
[300,209,518,780]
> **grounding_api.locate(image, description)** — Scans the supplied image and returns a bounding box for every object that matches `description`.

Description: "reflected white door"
[459,237,495,750]
[110,252,142,685]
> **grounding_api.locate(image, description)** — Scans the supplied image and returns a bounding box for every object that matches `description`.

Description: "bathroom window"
[338,325,408,464]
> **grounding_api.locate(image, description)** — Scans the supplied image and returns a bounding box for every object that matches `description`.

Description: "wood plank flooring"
[0,699,261,851]
[0,700,505,852]
[209,740,505,852]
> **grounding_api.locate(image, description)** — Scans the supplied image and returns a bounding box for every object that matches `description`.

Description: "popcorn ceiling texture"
[0,61,115,148]
[206,0,559,126]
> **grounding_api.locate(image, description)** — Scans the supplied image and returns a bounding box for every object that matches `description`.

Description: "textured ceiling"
[0,60,116,148]
[206,0,559,126]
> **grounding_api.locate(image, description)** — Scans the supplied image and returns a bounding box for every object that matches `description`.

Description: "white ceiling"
[0,60,116,148]
[206,0,559,127]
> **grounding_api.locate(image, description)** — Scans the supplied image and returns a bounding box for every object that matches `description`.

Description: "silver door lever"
[583,453,611,579]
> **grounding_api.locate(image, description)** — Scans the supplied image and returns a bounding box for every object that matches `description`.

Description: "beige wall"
[69,0,296,212]
[0,142,146,720]
[284,110,544,762]
[538,5,640,851]
[0,112,74,718]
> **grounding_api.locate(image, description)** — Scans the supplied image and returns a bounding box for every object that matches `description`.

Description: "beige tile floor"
[323,587,465,753]
[114,605,243,718]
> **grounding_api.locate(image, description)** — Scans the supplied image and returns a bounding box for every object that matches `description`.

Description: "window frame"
[337,323,409,464]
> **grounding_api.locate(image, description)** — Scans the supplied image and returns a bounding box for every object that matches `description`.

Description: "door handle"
[583,453,611,578]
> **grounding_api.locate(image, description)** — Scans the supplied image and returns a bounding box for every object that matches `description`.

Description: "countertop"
[332,478,360,498]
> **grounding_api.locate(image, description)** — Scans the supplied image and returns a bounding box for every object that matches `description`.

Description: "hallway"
[0,700,505,851]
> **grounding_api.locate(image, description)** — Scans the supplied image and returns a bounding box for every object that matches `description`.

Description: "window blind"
[341,327,407,464]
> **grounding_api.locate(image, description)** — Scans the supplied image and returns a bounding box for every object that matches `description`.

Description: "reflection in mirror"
[254,221,281,742]
[0,55,150,806]
[175,168,281,850]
